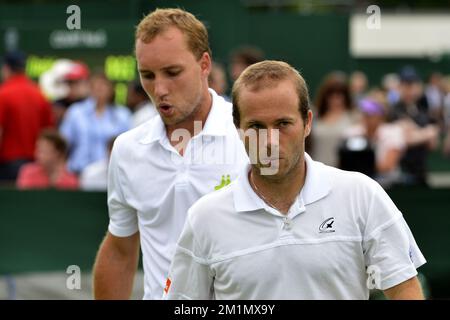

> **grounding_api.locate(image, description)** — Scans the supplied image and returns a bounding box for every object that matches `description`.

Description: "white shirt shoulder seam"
[207,236,363,265]
[175,245,209,265]
[363,210,403,242]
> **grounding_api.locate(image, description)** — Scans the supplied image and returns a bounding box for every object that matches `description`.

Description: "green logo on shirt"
[214,174,231,190]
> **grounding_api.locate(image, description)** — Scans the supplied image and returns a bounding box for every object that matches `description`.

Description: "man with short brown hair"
[93,8,248,300]
[165,60,426,300]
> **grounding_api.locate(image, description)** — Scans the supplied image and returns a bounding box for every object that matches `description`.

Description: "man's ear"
[200,52,212,77]
[304,110,313,137]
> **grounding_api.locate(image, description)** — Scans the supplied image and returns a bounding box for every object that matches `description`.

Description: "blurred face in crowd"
[350,72,368,95]
[383,75,400,92]
[230,60,248,82]
[35,138,64,170]
[126,86,140,111]
[91,76,114,105]
[429,72,442,87]
[238,78,312,180]
[66,79,90,102]
[209,64,227,96]
[443,77,450,94]
[363,113,383,137]
[136,26,211,127]
[400,81,423,105]
[327,89,346,111]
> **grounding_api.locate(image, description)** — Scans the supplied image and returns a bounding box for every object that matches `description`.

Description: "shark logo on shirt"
[319,217,335,233]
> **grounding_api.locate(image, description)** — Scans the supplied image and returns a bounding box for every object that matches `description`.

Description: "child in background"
[16,129,78,190]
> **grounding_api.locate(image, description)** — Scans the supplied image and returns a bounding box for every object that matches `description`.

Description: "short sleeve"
[362,180,426,290]
[107,139,139,237]
[16,164,33,189]
[164,212,214,300]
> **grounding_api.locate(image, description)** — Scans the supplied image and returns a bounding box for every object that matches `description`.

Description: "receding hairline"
[234,60,303,87]
[233,70,303,106]
[232,60,310,127]
[235,77,301,116]
[240,74,299,92]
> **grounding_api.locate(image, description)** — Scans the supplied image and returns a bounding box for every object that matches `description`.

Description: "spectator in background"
[16,129,78,189]
[80,136,116,191]
[389,66,438,186]
[229,45,264,82]
[425,72,444,124]
[60,72,131,174]
[0,50,54,182]
[310,72,359,167]
[350,70,368,107]
[126,80,157,128]
[346,96,406,188]
[53,61,91,127]
[39,60,91,128]
[208,62,229,101]
[382,73,401,106]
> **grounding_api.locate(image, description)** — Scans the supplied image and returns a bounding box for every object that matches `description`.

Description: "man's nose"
[153,77,169,98]
[261,128,280,155]
[266,128,280,148]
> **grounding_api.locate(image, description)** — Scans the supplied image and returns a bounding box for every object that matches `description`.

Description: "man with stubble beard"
[93,8,248,300]
[164,61,426,300]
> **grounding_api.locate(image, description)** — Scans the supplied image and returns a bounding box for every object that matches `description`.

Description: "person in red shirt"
[0,50,54,182]
[16,129,78,190]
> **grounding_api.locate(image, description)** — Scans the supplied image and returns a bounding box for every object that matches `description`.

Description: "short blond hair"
[232,60,310,127]
[135,8,211,60]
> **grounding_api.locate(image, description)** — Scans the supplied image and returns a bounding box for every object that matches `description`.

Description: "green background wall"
[2,0,449,96]
[0,187,449,298]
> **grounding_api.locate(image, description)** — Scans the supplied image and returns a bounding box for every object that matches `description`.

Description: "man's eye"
[167,70,181,77]
[248,124,263,130]
[142,74,154,80]
[278,121,290,127]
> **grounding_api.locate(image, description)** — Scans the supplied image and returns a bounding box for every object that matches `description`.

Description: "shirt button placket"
[283,217,292,231]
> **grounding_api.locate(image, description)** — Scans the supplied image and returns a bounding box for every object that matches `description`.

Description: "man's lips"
[158,103,174,116]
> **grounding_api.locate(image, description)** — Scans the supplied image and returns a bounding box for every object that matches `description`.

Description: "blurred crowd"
[0,51,133,191]
[308,66,449,188]
[1,47,449,191]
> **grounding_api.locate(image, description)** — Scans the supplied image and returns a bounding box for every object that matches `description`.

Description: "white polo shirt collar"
[138,89,228,145]
[233,153,332,215]
[301,153,332,205]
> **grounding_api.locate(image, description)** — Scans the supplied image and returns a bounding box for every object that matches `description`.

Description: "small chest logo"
[214,174,231,190]
[319,217,335,233]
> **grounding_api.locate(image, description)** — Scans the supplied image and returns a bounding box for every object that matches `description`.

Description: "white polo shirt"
[107,89,248,300]
[165,153,426,300]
